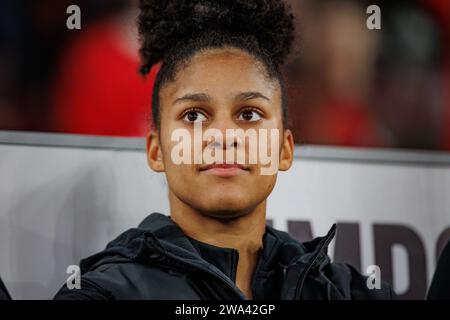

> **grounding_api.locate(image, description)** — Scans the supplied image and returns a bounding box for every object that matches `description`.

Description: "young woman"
[54,0,393,300]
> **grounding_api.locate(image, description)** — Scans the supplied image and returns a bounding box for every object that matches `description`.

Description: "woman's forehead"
[161,48,280,101]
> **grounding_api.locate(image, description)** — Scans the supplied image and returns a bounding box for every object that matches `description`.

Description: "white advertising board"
[1,131,449,299]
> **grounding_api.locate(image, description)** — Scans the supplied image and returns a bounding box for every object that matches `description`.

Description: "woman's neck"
[169,192,266,299]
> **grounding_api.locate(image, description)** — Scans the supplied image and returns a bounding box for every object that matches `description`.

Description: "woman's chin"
[199,209,250,220]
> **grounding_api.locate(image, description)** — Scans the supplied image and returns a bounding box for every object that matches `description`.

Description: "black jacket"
[427,240,450,299]
[0,277,11,300]
[54,212,393,300]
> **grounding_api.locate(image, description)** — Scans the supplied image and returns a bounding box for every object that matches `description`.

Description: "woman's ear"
[146,130,165,172]
[279,129,294,171]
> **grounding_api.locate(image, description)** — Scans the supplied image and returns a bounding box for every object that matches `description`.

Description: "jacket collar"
[137,212,337,275]
[81,212,337,299]
[137,213,286,279]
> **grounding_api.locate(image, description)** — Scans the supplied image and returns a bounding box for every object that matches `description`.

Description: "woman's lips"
[199,163,248,177]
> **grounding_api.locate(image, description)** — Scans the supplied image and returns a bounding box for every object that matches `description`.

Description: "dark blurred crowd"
[0,0,449,150]
[286,0,450,150]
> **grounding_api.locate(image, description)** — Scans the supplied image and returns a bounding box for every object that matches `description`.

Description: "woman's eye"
[238,110,262,122]
[183,110,207,123]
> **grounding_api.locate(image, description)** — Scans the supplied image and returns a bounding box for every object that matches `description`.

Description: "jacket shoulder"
[324,262,395,300]
[54,262,201,300]
[267,225,395,300]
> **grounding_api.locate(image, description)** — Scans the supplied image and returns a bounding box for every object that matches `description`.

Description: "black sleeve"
[427,240,450,300]
[0,277,11,300]
[53,277,115,300]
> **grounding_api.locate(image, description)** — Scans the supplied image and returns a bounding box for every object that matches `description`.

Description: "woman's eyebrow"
[172,91,270,105]
[173,93,211,105]
[234,91,271,102]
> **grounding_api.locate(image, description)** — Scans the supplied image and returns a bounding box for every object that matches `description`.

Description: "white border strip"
[0,130,145,151]
[1,130,450,165]
[298,145,450,166]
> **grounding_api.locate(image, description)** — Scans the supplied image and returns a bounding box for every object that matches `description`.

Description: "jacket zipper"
[145,234,247,300]
[293,224,337,299]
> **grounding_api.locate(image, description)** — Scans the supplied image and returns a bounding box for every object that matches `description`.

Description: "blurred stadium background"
[0,0,449,150]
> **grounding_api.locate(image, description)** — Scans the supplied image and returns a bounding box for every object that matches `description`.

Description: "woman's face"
[147,47,294,219]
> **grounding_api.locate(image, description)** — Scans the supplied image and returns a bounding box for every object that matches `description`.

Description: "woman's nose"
[207,114,243,150]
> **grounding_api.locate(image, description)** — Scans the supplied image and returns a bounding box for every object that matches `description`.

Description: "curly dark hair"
[137,0,295,129]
